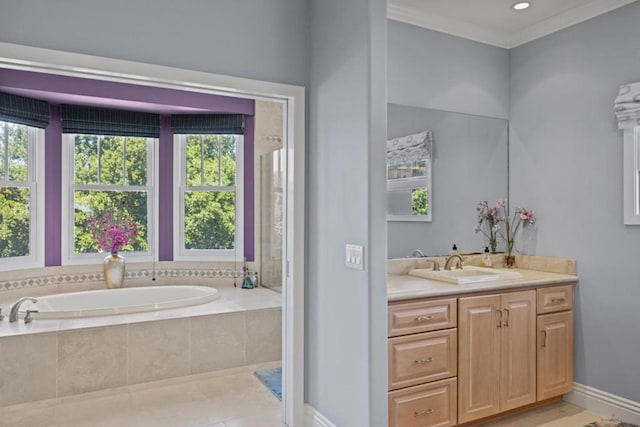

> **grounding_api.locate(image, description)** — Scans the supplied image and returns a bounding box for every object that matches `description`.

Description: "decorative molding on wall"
[304,404,337,427]
[387,0,638,49]
[565,382,640,425]
[0,267,257,291]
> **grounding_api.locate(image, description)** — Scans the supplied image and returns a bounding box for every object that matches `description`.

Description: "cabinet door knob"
[414,357,433,365]
[415,315,434,322]
[414,409,434,416]
[496,309,503,328]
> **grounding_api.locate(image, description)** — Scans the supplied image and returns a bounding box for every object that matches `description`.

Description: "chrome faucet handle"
[24,310,38,324]
[9,297,38,323]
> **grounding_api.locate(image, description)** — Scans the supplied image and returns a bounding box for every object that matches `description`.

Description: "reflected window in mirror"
[386,131,433,222]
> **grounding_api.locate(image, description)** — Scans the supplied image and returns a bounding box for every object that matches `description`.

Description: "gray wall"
[388,20,510,119]
[387,104,509,258]
[510,2,640,402]
[0,0,308,86]
[307,0,388,425]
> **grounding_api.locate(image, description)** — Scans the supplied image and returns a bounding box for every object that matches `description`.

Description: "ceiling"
[387,0,638,48]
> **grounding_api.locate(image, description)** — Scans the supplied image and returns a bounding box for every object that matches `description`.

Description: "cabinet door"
[458,295,502,424]
[500,290,537,411]
[538,311,574,400]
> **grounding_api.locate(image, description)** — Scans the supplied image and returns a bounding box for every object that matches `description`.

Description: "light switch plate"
[346,244,364,270]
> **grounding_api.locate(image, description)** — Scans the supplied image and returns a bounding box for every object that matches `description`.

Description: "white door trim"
[0,42,306,427]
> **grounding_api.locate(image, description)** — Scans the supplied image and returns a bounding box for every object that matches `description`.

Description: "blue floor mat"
[254,366,282,401]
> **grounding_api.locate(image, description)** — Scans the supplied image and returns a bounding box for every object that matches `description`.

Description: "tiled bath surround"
[0,303,281,407]
[0,261,280,408]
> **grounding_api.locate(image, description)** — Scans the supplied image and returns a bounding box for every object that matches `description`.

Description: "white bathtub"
[19,285,220,319]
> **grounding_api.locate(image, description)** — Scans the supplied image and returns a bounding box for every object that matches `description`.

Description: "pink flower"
[88,209,138,253]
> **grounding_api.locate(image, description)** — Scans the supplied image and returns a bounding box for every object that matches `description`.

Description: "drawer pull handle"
[503,308,510,327]
[414,357,433,365]
[497,309,503,328]
[550,297,566,304]
[415,315,434,322]
[415,409,434,416]
[541,330,547,348]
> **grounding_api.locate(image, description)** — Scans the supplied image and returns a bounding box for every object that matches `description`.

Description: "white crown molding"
[564,382,640,425]
[387,3,511,49]
[304,404,337,427]
[510,0,638,47]
[388,0,638,49]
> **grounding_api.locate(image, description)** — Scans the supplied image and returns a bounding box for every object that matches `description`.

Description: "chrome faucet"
[9,297,37,323]
[443,254,464,270]
[411,249,425,257]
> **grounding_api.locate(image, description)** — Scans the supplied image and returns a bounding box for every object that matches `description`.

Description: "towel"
[614,82,640,129]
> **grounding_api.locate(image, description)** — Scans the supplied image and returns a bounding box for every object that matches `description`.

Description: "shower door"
[259,148,284,293]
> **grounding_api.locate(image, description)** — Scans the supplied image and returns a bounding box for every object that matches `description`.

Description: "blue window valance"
[0,91,51,129]
[61,105,161,138]
[171,114,244,135]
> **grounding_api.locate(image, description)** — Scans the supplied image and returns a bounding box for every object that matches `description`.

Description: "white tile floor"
[0,362,283,427]
[0,363,609,427]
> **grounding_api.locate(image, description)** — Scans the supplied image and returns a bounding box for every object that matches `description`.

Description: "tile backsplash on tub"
[0,261,258,293]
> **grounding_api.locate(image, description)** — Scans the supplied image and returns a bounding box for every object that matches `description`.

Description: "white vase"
[103,252,126,289]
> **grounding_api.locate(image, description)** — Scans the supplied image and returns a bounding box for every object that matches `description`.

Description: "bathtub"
[19,285,220,319]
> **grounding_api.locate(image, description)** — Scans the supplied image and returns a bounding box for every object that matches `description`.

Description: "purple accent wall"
[44,105,62,266]
[158,116,173,261]
[1,69,256,265]
[244,116,255,262]
[0,68,254,115]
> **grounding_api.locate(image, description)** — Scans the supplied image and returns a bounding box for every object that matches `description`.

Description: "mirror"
[387,103,509,258]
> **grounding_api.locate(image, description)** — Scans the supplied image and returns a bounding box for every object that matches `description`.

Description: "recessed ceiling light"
[512,2,531,10]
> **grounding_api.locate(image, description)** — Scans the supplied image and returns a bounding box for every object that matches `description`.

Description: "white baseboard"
[564,382,640,425]
[304,404,337,427]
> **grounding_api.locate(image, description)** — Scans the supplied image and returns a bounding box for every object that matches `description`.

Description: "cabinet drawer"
[389,329,457,390]
[537,285,573,314]
[389,377,457,427]
[388,298,457,337]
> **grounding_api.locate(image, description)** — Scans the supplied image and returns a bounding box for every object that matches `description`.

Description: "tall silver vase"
[103,252,126,289]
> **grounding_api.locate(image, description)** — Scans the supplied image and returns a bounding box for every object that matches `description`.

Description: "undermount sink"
[408,265,522,284]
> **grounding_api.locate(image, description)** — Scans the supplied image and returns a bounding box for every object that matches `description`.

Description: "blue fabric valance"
[171,114,244,135]
[0,91,51,129]
[61,105,161,138]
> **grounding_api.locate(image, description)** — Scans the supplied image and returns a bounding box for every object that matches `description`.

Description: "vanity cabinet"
[388,297,458,427]
[458,290,537,424]
[388,282,574,426]
[537,285,574,400]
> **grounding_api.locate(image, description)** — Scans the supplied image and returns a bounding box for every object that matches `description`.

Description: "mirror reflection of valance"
[614,82,640,129]
[386,130,433,166]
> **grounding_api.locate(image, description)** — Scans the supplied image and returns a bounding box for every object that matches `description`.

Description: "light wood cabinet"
[388,282,574,426]
[537,305,574,400]
[458,290,536,424]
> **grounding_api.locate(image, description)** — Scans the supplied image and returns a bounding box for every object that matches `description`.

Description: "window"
[623,126,640,225]
[174,134,243,260]
[0,121,44,270]
[62,134,156,263]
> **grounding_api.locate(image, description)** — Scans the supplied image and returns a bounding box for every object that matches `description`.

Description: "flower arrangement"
[475,200,503,253]
[88,209,138,254]
[501,204,536,257]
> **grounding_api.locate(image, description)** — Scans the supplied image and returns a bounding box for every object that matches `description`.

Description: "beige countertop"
[388,268,578,302]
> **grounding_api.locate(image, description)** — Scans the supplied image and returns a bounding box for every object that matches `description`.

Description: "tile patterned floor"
[0,362,283,427]
[0,365,608,427]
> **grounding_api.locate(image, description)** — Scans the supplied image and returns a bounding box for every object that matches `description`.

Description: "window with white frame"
[173,134,243,260]
[62,134,156,263]
[387,131,433,222]
[0,121,44,270]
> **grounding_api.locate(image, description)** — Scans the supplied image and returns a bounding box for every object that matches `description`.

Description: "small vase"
[103,252,126,289]
[504,254,516,269]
